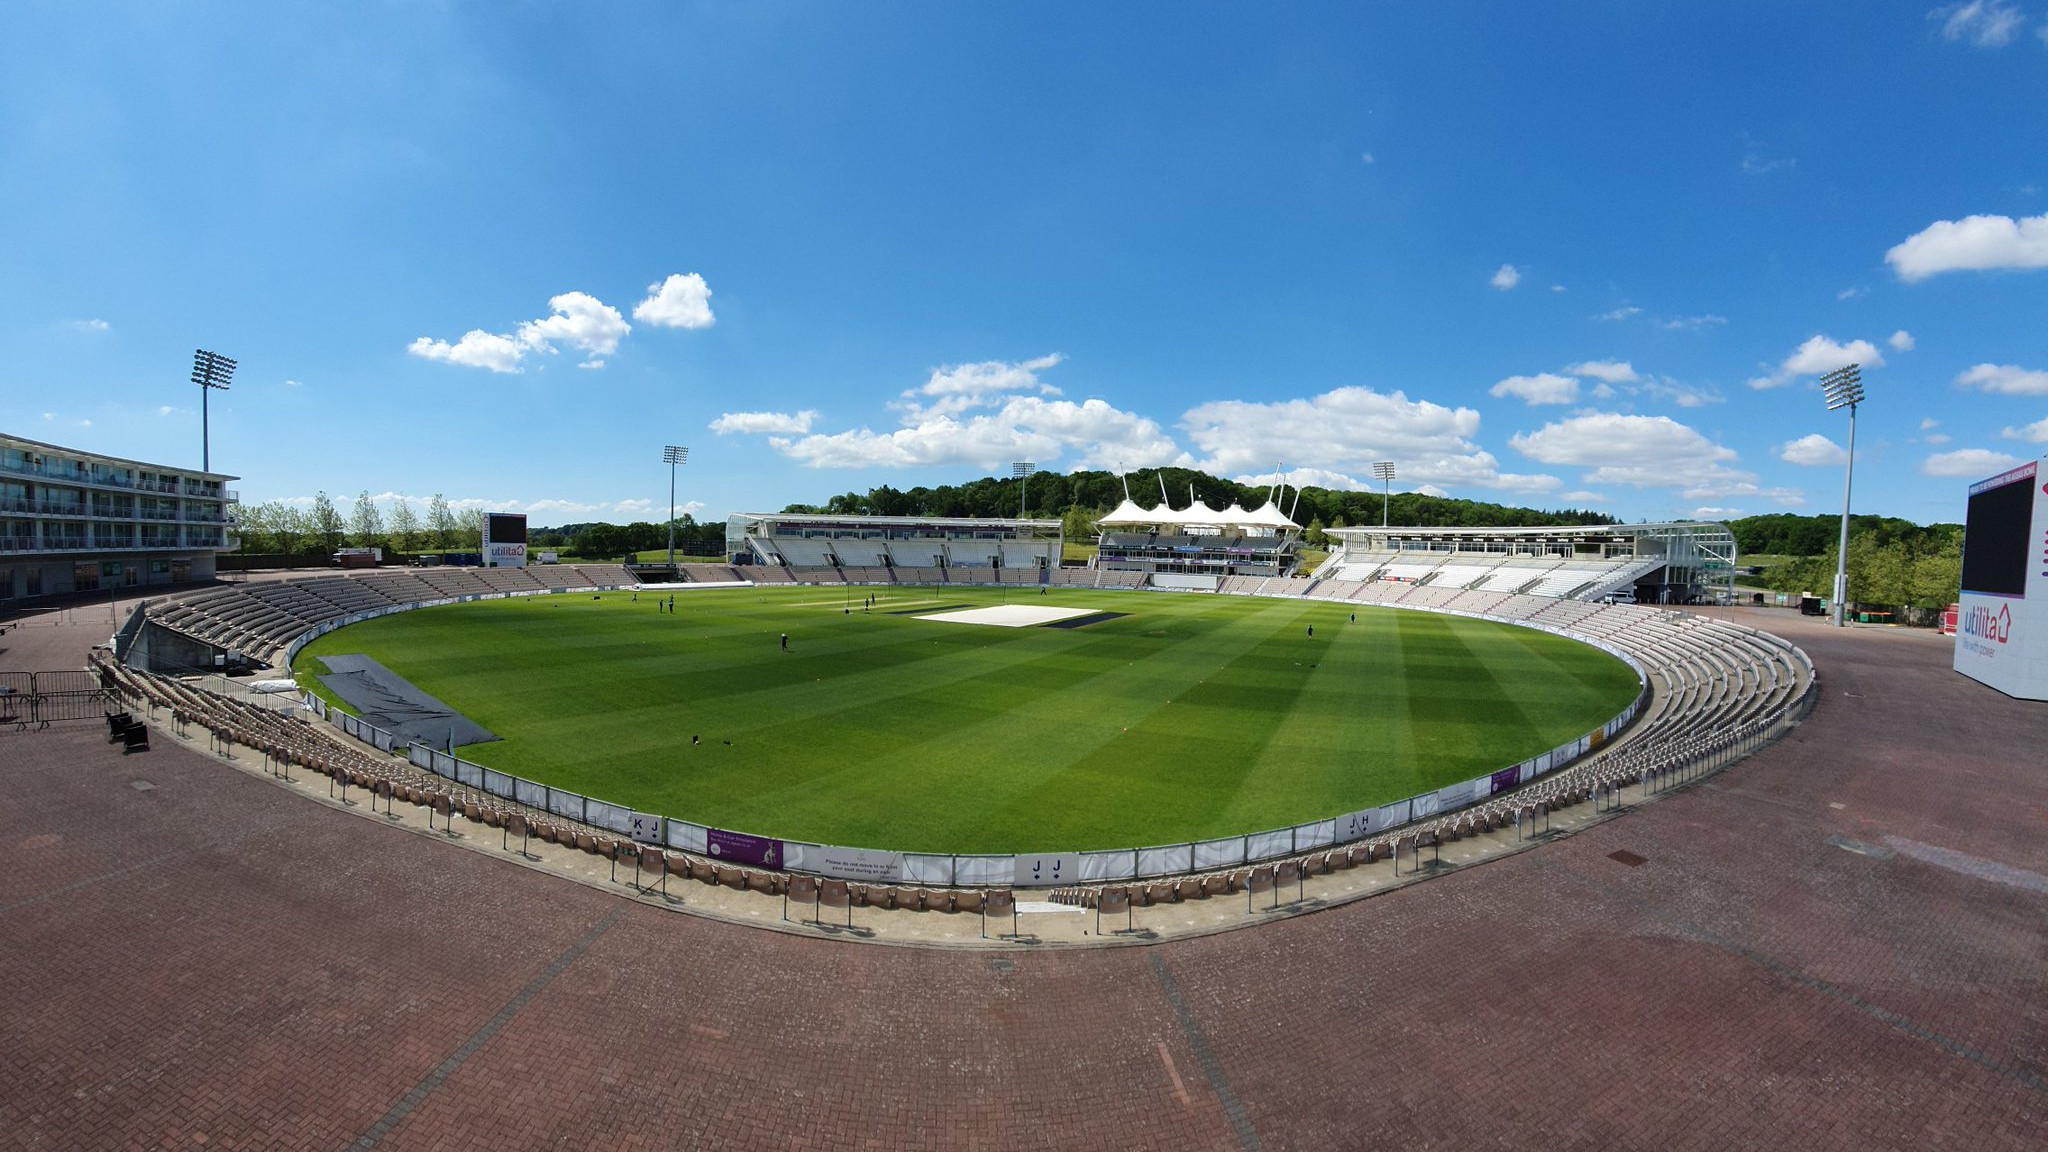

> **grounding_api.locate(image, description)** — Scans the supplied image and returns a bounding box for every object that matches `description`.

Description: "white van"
[1602,588,1637,605]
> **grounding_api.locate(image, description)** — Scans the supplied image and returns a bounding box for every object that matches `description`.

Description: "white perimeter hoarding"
[483,512,528,569]
[1954,459,2048,701]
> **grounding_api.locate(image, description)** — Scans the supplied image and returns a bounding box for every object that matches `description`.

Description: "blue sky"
[5,2,2045,530]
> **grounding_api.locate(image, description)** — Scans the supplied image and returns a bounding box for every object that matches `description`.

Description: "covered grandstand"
[725,512,1062,581]
[1093,495,1303,585]
[1319,522,1736,605]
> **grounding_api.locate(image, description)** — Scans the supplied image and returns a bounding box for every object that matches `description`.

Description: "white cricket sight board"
[1953,458,2048,701]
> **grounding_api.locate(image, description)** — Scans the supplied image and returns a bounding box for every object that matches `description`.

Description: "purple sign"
[707,828,783,870]
[1490,766,1523,795]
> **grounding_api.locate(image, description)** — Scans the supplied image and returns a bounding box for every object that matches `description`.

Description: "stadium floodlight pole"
[190,349,237,473]
[1012,461,1036,520]
[1372,461,1396,528]
[1820,364,1865,628]
[663,445,689,567]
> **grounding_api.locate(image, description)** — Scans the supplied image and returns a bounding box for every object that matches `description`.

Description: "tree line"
[779,467,1615,546]
[1728,512,1964,611]
[234,492,484,556]
[231,470,1617,561]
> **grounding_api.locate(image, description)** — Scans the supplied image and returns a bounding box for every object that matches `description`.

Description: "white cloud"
[69,318,110,333]
[1594,305,1724,330]
[710,410,820,435]
[1490,264,1521,290]
[1920,417,1940,430]
[1886,212,2048,281]
[1955,362,2048,394]
[284,379,303,388]
[776,394,1182,473]
[1657,313,1727,331]
[1926,433,1953,445]
[1777,433,1849,467]
[1182,386,1534,492]
[1565,360,1639,384]
[883,354,1069,419]
[633,273,716,330]
[1550,284,1567,293]
[1638,377,1724,408]
[1747,334,1885,389]
[408,329,526,373]
[1924,448,2025,477]
[1509,411,1796,504]
[1560,490,1606,504]
[2002,417,2048,443]
[1235,467,1371,493]
[1888,329,1915,352]
[1490,373,1580,405]
[1934,1,2024,46]
[517,292,630,362]
[1837,286,1864,300]
[1512,412,1735,471]
[411,288,636,373]
[768,355,1182,472]
[1360,151,1375,165]
[1691,506,1742,518]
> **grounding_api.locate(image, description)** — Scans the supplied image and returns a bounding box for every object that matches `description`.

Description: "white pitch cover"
[1954,459,2048,701]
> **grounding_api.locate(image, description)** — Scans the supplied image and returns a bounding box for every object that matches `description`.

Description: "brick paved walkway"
[1,601,2042,1149]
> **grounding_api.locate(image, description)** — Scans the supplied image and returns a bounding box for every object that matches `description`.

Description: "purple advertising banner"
[1490,766,1522,795]
[707,828,783,870]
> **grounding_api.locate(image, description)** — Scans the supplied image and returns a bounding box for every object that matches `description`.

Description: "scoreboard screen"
[484,513,528,545]
[483,512,528,568]
[1960,470,2033,597]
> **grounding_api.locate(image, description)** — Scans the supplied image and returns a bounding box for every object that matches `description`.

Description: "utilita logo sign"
[1961,603,2013,645]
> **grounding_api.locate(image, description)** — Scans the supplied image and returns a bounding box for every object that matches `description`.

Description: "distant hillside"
[774,467,1617,536]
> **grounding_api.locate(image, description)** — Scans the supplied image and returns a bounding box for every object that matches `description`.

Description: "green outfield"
[293,586,1639,853]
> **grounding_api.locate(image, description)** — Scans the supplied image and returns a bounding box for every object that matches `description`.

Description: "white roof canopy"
[1096,497,1299,532]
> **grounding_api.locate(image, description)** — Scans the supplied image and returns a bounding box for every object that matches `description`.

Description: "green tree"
[457,508,485,550]
[310,491,345,554]
[427,493,458,550]
[348,490,385,550]
[387,498,423,555]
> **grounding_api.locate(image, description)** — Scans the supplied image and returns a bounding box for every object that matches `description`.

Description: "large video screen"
[1960,472,2034,597]
[484,513,528,545]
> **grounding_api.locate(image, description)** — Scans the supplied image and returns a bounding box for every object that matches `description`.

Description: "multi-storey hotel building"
[1,433,238,604]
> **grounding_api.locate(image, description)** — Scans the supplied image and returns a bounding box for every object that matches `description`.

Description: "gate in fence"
[0,670,116,730]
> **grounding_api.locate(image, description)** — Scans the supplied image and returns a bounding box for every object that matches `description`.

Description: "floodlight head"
[1820,364,1864,412]
[191,348,236,391]
[1011,461,1037,478]
[663,445,689,465]
[1372,460,1396,482]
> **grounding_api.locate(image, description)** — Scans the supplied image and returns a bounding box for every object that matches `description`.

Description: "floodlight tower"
[663,445,689,567]
[1012,461,1037,520]
[1820,364,1865,628]
[1372,461,1396,528]
[191,349,236,473]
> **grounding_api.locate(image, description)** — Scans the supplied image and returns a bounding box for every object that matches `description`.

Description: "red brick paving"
[1,603,2042,1149]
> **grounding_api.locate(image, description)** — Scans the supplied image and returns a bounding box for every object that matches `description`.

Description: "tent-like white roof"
[1096,498,1160,527]
[1095,497,1300,532]
[1242,499,1301,531]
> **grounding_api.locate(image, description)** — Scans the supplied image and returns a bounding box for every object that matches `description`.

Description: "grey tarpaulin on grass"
[314,654,498,750]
